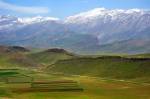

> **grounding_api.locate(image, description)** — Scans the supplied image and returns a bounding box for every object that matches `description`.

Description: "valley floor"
[0,46,150,99]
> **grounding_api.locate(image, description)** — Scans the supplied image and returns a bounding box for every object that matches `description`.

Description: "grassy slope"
[128,53,150,58]
[48,57,150,79]
[0,52,37,68]
[28,50,75,66]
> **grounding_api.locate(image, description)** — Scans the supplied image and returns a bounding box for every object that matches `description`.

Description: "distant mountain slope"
[96,38,150,54]
[65,8,150,45]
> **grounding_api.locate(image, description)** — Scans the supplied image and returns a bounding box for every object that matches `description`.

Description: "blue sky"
[0,0,150,19]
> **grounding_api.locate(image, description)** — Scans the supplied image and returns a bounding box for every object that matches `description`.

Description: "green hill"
[48,56,150,79]
[28,48,75,66]
[0,46,76,69]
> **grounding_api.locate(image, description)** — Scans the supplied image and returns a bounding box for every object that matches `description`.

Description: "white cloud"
[0,0,49,14]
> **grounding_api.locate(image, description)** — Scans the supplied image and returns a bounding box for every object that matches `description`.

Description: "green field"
[0,46,150,99]
[48,57,150,80]
[1,73,150,99]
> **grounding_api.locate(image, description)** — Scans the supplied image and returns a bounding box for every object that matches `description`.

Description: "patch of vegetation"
[0,69,33,83]
[0,88,12,97]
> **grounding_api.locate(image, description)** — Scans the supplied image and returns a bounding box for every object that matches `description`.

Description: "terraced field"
[0,69,84,99]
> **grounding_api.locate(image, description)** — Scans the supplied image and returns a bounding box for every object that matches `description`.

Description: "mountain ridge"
[0,8,150,54]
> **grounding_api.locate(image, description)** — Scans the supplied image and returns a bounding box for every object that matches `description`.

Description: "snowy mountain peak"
[0,15,60,30]
[65,8,147,23]
[125,9,143,14]
[87,8,107,15]
[65,8,107,22]
[18,16,60,24]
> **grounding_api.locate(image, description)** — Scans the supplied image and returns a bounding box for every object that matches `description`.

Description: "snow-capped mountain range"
[0,8,150,54]
[0,15,59,30]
